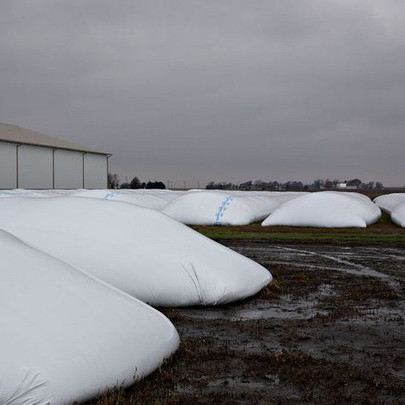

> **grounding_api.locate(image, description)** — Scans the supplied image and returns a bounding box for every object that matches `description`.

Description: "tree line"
[206,178,384,191]
[107,173,166,189]
[108,173,384,191]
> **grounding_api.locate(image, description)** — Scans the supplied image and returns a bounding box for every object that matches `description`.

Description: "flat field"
[86,218,405,404]
[191,212,405,246]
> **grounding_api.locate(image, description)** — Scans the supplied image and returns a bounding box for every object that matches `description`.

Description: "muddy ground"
[90,242,405,404]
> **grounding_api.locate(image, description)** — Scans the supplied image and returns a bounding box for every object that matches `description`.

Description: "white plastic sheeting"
[374,193,405,228]
[162,191,307,225]
[72,189,180,210]
[0,189,77,198]
[0,229,179,405]
[0,197,271,306]
[262,192,381,228]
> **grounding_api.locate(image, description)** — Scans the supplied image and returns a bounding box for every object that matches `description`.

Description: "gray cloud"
[1,0,405,187]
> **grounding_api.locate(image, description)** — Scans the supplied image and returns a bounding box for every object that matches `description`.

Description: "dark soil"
[86,242,405,405]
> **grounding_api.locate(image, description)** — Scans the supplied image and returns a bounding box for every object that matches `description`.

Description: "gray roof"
[0,123,109,155]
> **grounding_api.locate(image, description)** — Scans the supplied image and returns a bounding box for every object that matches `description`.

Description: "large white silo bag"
[0,229,179,405]
[262,192,380,228]
[0,197,271,306]
[374,193,405,214]
[162,190,259,225]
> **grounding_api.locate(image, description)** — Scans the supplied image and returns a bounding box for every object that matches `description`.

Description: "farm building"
[0,123,110,189]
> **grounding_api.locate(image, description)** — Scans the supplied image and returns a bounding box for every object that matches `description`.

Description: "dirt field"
[88,240,405,405]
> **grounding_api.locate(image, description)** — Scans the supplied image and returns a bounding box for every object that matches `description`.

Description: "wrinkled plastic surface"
[73,189,181,210]
[0,229,179,404]
[391,203,405,228]
[374,193,405,214]
[262,192,381,228]
[0,197,271,306]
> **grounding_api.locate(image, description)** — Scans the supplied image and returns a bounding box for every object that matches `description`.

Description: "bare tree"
[107,173,120,189]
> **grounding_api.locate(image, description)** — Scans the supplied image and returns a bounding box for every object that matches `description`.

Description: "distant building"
[0,123,110,189]
[336,181,360,190]
[346,179,361,190]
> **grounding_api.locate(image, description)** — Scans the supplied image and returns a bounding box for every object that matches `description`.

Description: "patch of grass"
[379,211,394,224]
[191,216,405,245]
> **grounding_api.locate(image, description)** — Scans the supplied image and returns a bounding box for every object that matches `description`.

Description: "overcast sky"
[1,1,404,187]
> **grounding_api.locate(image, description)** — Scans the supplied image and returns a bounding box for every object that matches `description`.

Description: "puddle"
[179,283,334,321]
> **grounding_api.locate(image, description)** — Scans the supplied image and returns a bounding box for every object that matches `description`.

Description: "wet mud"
[90,242,405,404]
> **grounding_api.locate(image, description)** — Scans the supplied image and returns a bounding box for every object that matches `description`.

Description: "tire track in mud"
[274,245,403,292]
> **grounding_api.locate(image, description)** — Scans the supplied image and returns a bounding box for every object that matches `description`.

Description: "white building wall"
[0,142,17,189]
[18,145,53,189]
[84,154,107,189]
[1,142,107,190]
[54,149,84,189]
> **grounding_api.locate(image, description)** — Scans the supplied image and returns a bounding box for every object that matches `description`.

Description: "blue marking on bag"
[214,196,233,225]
